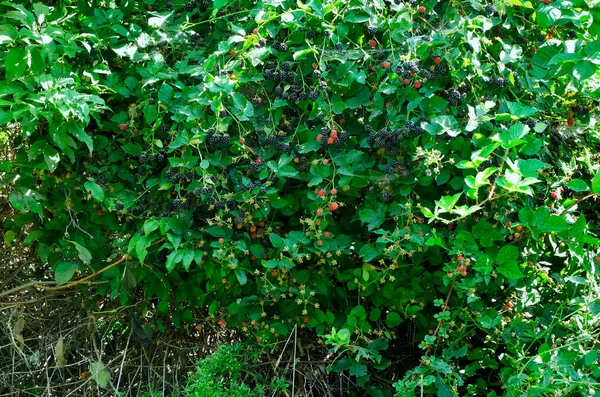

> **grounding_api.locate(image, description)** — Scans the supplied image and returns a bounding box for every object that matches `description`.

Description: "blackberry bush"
[1,0,599,396]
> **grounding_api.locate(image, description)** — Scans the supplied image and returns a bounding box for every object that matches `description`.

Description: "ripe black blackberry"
[273,42,288,52]
[448,90,461,105]
[526,119,536,129]
[405,61,419,73]
[139,153,148,163]
[324,30,332,37]
[367,26,377,35]
[186,2,195,12]
[306,30,315,39]
[219,110,228,118]
[497,78,508,87]
[308,90,319,100]
[313,70,322,78]
[199,1,209,11]
[116,203,124,211]
[281,62,291,71]
[436,64,448,75]
[484,4,495,14]
[537,33,545,42]
[336,43,343,51]
[458,83,469,93]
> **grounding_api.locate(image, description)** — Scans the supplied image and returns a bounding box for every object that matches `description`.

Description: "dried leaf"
[90,361,111,389]
[55,336,66,367]
[13,316,24,335]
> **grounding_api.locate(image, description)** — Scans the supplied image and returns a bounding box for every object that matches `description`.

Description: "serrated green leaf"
[496,245,524,279]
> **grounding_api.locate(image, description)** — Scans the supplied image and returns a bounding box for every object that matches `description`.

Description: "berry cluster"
[206,129,231,150]
[486,77,509,87]
[272,42,288,52]
[448,90,461,105]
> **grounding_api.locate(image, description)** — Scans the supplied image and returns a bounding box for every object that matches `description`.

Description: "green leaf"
[536,4,562,27]
[293,48,314,60]
[43,145,60,173]
[213,0,228,8]
[359,244,380,262]
[573,61,597,82]
[158,83,175,106]
[349,361,367,377]
[5,48,27,81]
[566,179,589,192]
[28,47,45,75]
[329,357,352,373]
[70,241,92,264]
[182,249,194,271]
[385,312,402,327]
[4,230,15,246]
[506,101,537,118]
[496,245,524,280]
[359,209,384,230]
[122,143,143,156]
[235,269,247,285]
[592,170,600,195]
[69,123,94,153]
[9,189,43,216]
[84,181,104,202]
[54,261,79,285]
[90,362,111,389]
[269,233,284,248]
[143,104,158,124]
